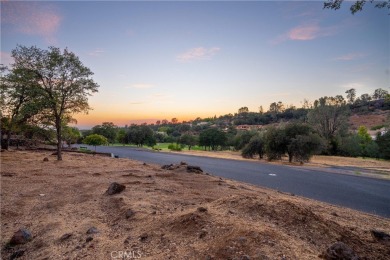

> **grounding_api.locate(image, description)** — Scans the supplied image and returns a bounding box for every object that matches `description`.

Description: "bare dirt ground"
[349,110,390,131]
[1,150,390,259]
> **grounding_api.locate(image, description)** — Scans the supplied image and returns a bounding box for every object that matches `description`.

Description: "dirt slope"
[1,150,389,259]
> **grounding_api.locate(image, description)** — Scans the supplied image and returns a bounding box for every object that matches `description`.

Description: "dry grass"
[349,110,390,131]
[1,150,389,259]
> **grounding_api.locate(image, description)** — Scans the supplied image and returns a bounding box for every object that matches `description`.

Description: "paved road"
[78,145,390,218]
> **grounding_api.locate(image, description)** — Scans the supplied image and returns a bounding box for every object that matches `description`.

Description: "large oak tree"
[10,45,99,160]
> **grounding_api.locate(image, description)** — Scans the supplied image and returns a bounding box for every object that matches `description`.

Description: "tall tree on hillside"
[269,101,285,114]
[259,105,264,114]
[238,107,249,114]
[345,88,356,104]
[360,93,372,103]
[11,45,99,160]
[308,96,349,154]
[372,88,389,100]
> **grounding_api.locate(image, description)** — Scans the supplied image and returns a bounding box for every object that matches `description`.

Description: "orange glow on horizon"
[72,111,217,128]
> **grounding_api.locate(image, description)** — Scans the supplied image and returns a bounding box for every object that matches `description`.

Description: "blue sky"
[1,1,389,128]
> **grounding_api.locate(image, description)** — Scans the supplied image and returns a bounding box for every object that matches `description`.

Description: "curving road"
[77,145,390,218]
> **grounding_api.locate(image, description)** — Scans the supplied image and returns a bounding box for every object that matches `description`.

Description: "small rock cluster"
[105,182,126,195]
[161,161,204,174]
[320,242,359,259]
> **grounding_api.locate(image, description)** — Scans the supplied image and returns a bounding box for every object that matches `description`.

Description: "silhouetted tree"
[324,0,390,14]
[345,88,356,104]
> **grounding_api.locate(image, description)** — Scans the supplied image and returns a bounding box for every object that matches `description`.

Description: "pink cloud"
[334,53,366,61]
[288,24,320,40]
[177,47,221,62]
[271,22,339,45]
[1,1,62,44]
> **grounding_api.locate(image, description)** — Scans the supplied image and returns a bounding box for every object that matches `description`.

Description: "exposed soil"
[349,110,390,131]
[1,150,389,259]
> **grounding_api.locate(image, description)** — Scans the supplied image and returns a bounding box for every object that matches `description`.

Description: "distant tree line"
[2,45,389,162]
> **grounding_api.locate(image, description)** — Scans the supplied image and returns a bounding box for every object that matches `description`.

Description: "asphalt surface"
[77,145,390,218]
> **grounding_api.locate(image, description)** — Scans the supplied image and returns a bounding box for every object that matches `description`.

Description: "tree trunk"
[56,117,63,160]
[5,129,11,150]
[288,153,293,163]
[0,126,3,149]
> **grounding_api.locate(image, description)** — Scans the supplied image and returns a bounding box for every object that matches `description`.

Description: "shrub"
[241,135,264,159]
[168,143,182,151]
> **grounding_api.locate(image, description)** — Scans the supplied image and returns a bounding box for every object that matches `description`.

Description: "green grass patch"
[110,143,139,147]
[151,143,205,152]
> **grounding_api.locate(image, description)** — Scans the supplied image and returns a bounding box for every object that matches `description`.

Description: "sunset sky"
[1,1,389,129]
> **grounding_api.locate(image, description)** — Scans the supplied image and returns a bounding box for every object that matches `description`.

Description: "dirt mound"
[168,212,208,235]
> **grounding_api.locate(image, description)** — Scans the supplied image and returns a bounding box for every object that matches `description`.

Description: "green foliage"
[92,122,118,144]
[179,134,198,150]
[0,64,46,149]
[83,134,108,151]
[308,96,349,154]
[62,126,81,147]
[287,134,323,163]
[262,123,322,163]
[364,141,380,158]
[264,126,287,161]
[116,129,127,144]
[241,135,264,159]
[8,45,99,160]
[357,126,371,143]
[168,143,182,151]
[338,135,362,157]
[357,126,373,157]
[199,128,227,151]
[233,131,257,150]
[376,131,390,159]
[126,125,156,147]
[284,123,322,162]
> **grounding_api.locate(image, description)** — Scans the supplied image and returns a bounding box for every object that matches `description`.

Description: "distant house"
[236,125,263,131]
[197,122,209,126]
[367,128,388,140]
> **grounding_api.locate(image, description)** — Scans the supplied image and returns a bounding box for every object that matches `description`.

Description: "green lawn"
[152,143,204,152]
[110,143,139,147]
